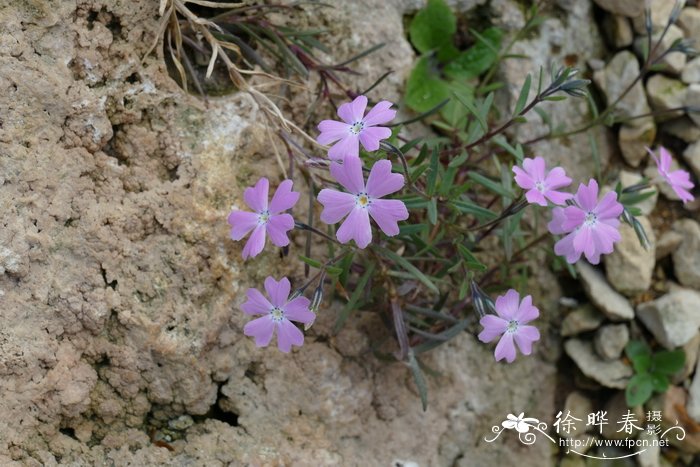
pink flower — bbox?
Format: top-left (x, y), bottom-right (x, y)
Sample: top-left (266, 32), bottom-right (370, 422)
top-left (242, 276), bottom-right (315, 352)
top-left (317, 95), bottom-right (396, 160)
top-left (512, 156), bottom-right (573, 206)
top-left (647, 146), bottom-right (695, 203)
top-left (478, 289), bottom-right (540, 363)
top-left (318, 156), bottom-right (408, 249)
top-left (228, 178), bottom-right (299, 260)
top-left (547, 179), bottom-right (623, 265)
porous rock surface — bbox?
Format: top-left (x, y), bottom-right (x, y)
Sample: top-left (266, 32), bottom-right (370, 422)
top-left (0, 0), bottom-right (558, 465)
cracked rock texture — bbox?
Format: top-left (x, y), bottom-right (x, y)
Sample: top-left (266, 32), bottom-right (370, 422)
top-left (0, 0), bottom-right (564, 465)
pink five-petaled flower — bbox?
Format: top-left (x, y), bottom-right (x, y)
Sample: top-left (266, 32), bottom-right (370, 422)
top-left (478, 289), bottom-right (540, 363)
top-left (317, 95), bottom-right (396, 160)
top-left (647, 146), bottom-right (695, 204)
top-left (512, 156), bottom-right (573, 207)
top-left (242, 276), bottom-right (315, 353)
top-left (318, 156), bottom-right (408, 249)
top-left (228, 178), bottom-right (299, 260)
top-left (547, 179), bottom-right (623, 265)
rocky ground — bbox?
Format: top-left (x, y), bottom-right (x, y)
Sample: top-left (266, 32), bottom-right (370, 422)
top-left (0, 0), bottom-right (699, 466)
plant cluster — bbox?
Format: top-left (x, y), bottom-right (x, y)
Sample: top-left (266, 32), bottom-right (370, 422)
top-left (207, 0), bottom-right (698, 409)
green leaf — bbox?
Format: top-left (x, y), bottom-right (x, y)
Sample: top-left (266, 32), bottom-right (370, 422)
top-left (626, 373), bottom-right (654, 407)
top-left (443, 27), bottom-right (503, 81)
top-left (375, 246), bottom-right (440, 294)
top-left (467, 172), bottom-right (513, 198)
top-left (441, 81), bottom-right (475, 127)
top-left (427, 198), bottom-right (438, 225)
top-left (409, 0), bottom-right (456, 54)
top-left (514, 74), bottom-right (532, 116)
top-left (426, 147), bottom-right (440, 196)
top-left (450, 198), bottom-right (498, 220)
top-left (650, 373), bottom-right (669, 393)
top-left (625, 340), bottom-right (652, 360)
top-left (456, 244), bottom-right (487, 271)
top-left (448, 151), bottom-right (470, 168)
top-left (408, 350), bottom-right (429, 411)
top-left (298, 255), bottom-right (322, 269)
top-left (651, 349), bottom-right (685, 375)
top-left (452, 90), bottom-right (486, 131)
top-left (620, 190), bottom-right (657, 206)
top-left (633, 354), bottom-right (652, 374)
top-left (405, 56), bottom-right (452, 113)
top-left (335, 263), bottom-right (375, 332)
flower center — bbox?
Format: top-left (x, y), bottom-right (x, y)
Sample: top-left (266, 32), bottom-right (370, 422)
top-left (355, 192), bottom-right (371, 208)
top-left (584, 211), bottom-right (597, 227)
top-left (270, 306), bottom-right (284, 322)
top-left (535, 181), bottom-right (546, 192)
top-left (349, 121), bottom-right (365, 135)
top-left (258, 210), bottom-right (270, 224)
top-left (506, 319), bottom-right (519, 333)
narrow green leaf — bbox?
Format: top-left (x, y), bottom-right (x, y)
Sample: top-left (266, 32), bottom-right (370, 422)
top-left (626, 373), bottom-right (654, 407)
top-left (298, 255), bottom-right (322, 269)
top-left (514, 74), bottom-right (532, 116)
top-left (335, 263), bottom-right (375, 332)
top-left (467, 172), bottom-right (513, 198)
top-left (375, 246), bottom-right (439, 294)
top-left (427, 198), bottom-right (438, 225)
top-left (408, 350), bottom-right (428, 411)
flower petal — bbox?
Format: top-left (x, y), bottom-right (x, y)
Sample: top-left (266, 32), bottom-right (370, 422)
top-left (318, 189), bottom-right (355, 224)
top-left (368, 199), bottom-right (408, 237)
top-left (284, 296), bottom-right (315, 323)
top-left (338, 95), bottom-right (368, 123)
top-left (265, 276), bottom-right (290, 308)
top-left (359, 126), bottom-right (392, 152)
top-left (595, 191), bottom-right (622, 219)
top-left (228, 210), bottom-right (259, 241)
top-left (514, 325), bottom-right (540, 356)
top-left (317, 120), bottom-right (350, 145)
top-left (478, 314), bottom-right (508, 343)
top-left (495, 289), bottom-right (520, 319)
top-left (336, 207), bottom-right (372, 248)
top-left (575, 179), bottom-right (599, 212)
top-left (266, 213), bottom-right (294, 247)
top-left (363, 100), bottom-right (396, 126)
top-left (554, 231), bottom-right (581, 264)
top-left (269, 180), bottom-right (299, 213)
top-left (514, 295), bottom-right (539, 323)
top-left (544, 167), bottom-right (572, 190)
top-left (544, 190), bottom-right (573, 206)
top-left (513, 166), bottom-right (535, 190)
top-left (243, 177), bottom-right (269, 212)
top-left (276, 319), bottom-right (304, 353)
top-left (243, 316), bottom-right (275, 348)
top-left (330, 156), bottom-right (365, 194)
top-left (365, 159), bottom-right (405, 198)
top-left (525, 189), bottom-right (548, 207)
top-left (242, 225), bottom-right (266, 259)
top-left (241, 287), bottom-right (272, 315)
top-left (659, 147), bottom-right (672, 172)
top-left (328, 134), bottom-right (360, 160)
top-left (494, 332), bottom-right (517, 363)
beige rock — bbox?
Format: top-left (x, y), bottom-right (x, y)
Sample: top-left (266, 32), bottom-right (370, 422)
top-left (656, 230), bottom-right (683, 259)
top-left (593, 0), bottom-right (644, 18)
top-left (673, 332), bottom-right (700, 384)
top-left (686, 84), bottom-right (700, 127)
top-left (631, 0), bottom-right (676, 33)
top-left (604, 216), bottom-right (656, 296)
top-left (577, 262), bottom-right (635, 321)
top-left (637, 288), bottom-right (700, 349)
top-left (648, 386), bottom-right (700, 453)
top-left (564, 339), bottom-right (633, 389)
top-left (593, 324), bottom-right (629, 360)
top-left (683, 140), bottom-right (700, 180)
top-left (634, 25), bottom-right (687, 75)
top-left (618, 120), bottom-right (656, 167)
top-left (561, 304), bottom-right (605, 337)
top-left (645, 74), bottom-right (688, 120)
top-left (660, 117), bottom-right (700, 143)
top-left (672, 219), bottom-right (700, 289)
top-left (559, 391), bottom-right (594, 439)
top-left (600, 392), bottom-right (643, 440)
top-left (593, 51), bottom-right (651, 123)
top-left (603, 14), bottom-right (634, 48)
top-left (678, 7), bottom-right (700, 47)
top-left (682, 56), bottom-right (700, 84)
